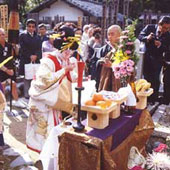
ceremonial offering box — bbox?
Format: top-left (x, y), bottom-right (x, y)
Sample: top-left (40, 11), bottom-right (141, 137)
top-left (136, 88), bottom-right (153, 109)
top-left (81, 102), bottom-right (117, 129)
top-left (100, 90), bottom-right (127, 119)
top-left (109, 96), bottom-right (127, 119)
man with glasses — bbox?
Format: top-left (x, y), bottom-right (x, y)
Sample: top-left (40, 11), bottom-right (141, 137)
top-left (138, 16), bottom-right (170, 105)
top-left (19, 19), bottom-right (41, 99)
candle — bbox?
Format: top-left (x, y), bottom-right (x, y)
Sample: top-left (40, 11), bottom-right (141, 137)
top-left (77, 61), bottom-right (85, 88)
top-left (77, 52), bottom-right (80, 61)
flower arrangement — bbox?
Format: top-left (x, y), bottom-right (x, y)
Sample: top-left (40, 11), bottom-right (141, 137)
top-left (130, 143), bottom-right (170, 170)
top-left (61, 35), bottom-right (81, 51)
top-left (112, 20), bottom-right (139, 82)
top-left (112, 59), bottom-right (135, 79)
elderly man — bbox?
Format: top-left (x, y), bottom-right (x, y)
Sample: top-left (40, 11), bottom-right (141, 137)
top-left (90, 25), bottom-right (121, 91)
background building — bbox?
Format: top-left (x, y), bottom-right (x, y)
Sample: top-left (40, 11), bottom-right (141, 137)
top-left (27, 0), bottom-right (124, 28)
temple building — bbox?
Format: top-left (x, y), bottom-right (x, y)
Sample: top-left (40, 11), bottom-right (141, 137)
top-left (27, 0), bottom-right (125, 28)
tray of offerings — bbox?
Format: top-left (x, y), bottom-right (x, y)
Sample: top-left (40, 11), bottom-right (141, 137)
top-left (81, 102), bottom-right (117, 114)
top-left (81, 93), bottom-right (117, 129)
top-left (99, 90), bottom-right (127, 118)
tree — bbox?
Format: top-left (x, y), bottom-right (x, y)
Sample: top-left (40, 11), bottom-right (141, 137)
top-left (4, 0), bottom-right (44, 24)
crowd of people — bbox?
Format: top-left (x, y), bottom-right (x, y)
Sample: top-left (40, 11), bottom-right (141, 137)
top-left (0, 16), bottom-right (170, 153)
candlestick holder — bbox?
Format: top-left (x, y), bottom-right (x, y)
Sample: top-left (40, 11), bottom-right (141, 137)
top-left (73, 86), bottom-right (85, 132)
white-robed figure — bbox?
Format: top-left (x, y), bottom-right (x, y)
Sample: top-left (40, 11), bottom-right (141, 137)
top-left (26, 26), bottom-right (79, 152)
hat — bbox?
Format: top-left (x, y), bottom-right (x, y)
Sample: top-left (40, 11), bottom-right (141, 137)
top-left (53, 35), bottom-right (80, 51)
top-left (59, 25), bottom-right (75, 38)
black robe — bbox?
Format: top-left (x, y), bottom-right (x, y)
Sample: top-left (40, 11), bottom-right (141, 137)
top-left (90, 43), bottom-right (118, 91)
top-left (138, 24), bottom-right (169, 102)
top-left (19, 31), bottom-right (41, 75)
top-left (0, 42), bottom-right (15, 82)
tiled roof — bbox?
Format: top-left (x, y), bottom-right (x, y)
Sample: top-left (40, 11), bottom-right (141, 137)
top-left (29, 0), bottom-right (124, 21)
top-left (66, 0), bottom-right (102, 17)
top-left (29, 0), bottom-right (102, 17)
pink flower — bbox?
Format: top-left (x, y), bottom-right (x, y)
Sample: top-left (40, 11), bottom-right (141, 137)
top-left (121, 60), bottom-right (128, 67)
top-left (114, 72), bottom-right (120, 79)
top-left (125, 50), bottom-right (132, 55)
top-left (120, 67), bottom-right (127, 76)
top-left (127, 66), bottom-right (134, 72)
top-left (127, 59), bottom-right (135, 66)
top-left (112, 65), bottom-right (120, 72)
top-left (126, 42), bottom-right (134, 46)
top-left (154, 143), bottom-right (168, 152)
top-left (131, 166), bottom-right (145, 170)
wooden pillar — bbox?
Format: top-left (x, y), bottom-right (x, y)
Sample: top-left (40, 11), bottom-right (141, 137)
top-left (108, 1), bottom-right (114, 26)
top-left (143, 9), bottom-right (148, 27)
top-left (54, 15), bottom-right (59, 25)
top-left (148, 9), bottom-right (152, 24)
top-left (123, 0), bottom-right (130, 17)
top-left (101, 0), bottom-right (107, 45)
top-left (0, 5), bottom-right (8, 36)
top-left (59, 16), bottom-right (65, 22)
top-left (157, 11), bottom-right (161, 23)
top-left (77, 16), bottom-right (83, 29)
top-left (113, 0), bottom-right (120, 24)
top-left (83, 16), bottom-right (89, 25)
top-left (123, 0), bottom-right (130, 28)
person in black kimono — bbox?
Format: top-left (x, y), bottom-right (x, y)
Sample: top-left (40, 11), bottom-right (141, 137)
top-left (0, 28), bottom-right (18, 101)
top-left (138, 16), bottom-right (170, 104)
top-left (19, 19), bottom-right (41, 99)
top-left (0, 28), bottom-right (14, 150)
top-left (90, 25), bottom-right (121, 91)
top-left (162, 31), bottom-right (170, 105)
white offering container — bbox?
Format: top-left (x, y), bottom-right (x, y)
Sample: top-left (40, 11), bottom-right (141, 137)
top-left (136, 88), bottom-right (153, 109)
top-left (81, 102), bottom-right (117, 129)
top-left (109, 96), bottom-right (127, 119)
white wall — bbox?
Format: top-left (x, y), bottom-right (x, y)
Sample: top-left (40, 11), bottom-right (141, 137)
top-left (38, 0), bottom-right (84, 21)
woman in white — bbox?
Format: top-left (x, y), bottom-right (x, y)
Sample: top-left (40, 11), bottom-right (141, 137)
top-left (26, 26), bottom-right (79, 152)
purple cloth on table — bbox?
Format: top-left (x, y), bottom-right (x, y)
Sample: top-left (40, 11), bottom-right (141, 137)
top-left (85, 109), bottom-right (142, 151)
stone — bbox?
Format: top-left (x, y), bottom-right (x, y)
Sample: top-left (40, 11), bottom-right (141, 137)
top-left (19, 165), bottom-right (38, 170)
top-left (12, 100), bottom-right (27, 109)
top-left (158, 105), bottom-right (166, 111)
top-left (152, 111), bottom-right (162, 123)
top-left (10, 154), bottom-right (33, 168)
top-left (3, 148), bottom-right (21, 156)
top-left (166, 106), bottom-right (170, 114)
top-left (152, 104), bottom-right (170, 139)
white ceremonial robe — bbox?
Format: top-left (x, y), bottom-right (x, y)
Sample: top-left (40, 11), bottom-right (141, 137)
top-left (26, 51), bottom-right (77, 152)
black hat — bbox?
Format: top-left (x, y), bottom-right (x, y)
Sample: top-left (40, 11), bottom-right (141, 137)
top-left (59, 25), bottom-right (75, 38)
